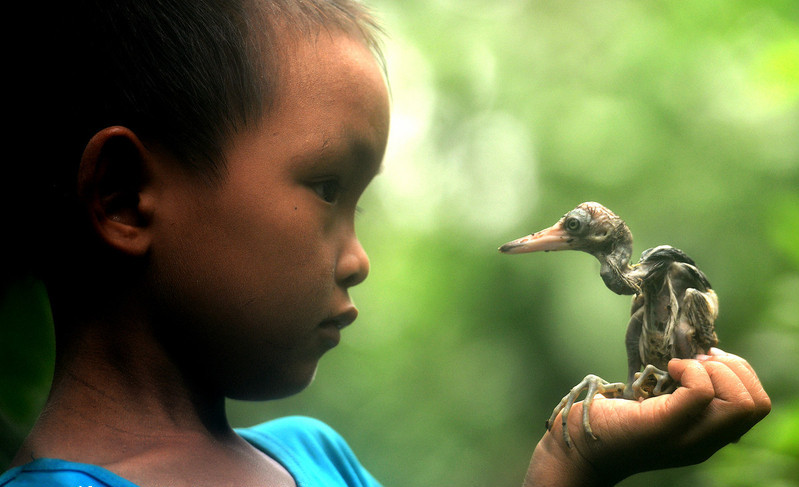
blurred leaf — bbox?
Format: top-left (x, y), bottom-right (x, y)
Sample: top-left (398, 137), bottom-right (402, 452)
top-left (0, 277), bottom-right (54, 468)
top-left (699, 400), bottom-right (799, 487)
top-left (767, 193), bottom-right (799, 269)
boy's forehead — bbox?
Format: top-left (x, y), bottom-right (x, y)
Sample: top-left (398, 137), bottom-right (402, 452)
top-left (273, 30), bottom-right (388, 126)
top-left (277, 29), bottom-right (386, 101)
top-left (226, 29), bottom-right (389, 174)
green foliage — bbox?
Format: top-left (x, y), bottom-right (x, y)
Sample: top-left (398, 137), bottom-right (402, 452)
top-left (0, 279), bottom-right (54, 467)
top-left (2, 0), bottom-right (798, 485)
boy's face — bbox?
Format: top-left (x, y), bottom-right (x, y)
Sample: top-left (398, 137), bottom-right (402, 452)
top-left (144, 31), bottom-right (390, 400)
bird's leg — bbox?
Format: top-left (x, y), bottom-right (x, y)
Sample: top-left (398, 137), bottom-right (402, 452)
top-left (546, 374), bottom-right (626, 448)
top-left (624, 302), bottom-right (645, 384)
top-left (630, 364), bottom-right (676, 399)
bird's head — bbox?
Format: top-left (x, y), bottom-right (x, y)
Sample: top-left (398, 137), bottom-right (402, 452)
top-left (499, 202), bottom-right (633, 262)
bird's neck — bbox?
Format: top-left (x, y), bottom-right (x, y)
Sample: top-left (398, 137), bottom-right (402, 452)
top-left (596, 229), bottom-right (638, 295)
top-left (599, 259), bottom-right (636, 295)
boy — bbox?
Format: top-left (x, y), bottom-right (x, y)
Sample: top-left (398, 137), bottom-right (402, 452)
top-left (1, 1), bottom-right (770, 486)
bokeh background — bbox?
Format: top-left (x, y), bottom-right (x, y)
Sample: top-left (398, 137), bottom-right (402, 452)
top-left (2, 0), bottom-right (798, 485)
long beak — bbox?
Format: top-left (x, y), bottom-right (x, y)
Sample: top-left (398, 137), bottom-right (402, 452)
top-left (498, 222), bottom-right (571, 254)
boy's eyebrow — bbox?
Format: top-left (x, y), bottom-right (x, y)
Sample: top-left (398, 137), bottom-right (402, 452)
top-left (316, 131), bottom-right (386, 176)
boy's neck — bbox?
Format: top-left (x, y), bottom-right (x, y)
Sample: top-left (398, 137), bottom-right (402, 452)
top-left (11, 290), bottom-right (239, 459)
top-left (11, 310), bottom-right (296, 487)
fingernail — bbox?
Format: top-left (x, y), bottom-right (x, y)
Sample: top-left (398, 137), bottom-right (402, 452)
top-left (709, 347), bottom-right (726, 356)
top-left (695, 354), bottom-right (711, 361)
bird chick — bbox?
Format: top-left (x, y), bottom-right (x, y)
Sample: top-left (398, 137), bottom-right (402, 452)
top-left (500, 202), bottom-right (719, 447)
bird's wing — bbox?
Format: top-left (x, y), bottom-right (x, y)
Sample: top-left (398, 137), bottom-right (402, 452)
top-left (637, 246), bottom-right (716, 365)
top-left (673, 288), bottom-right (719, 357)
top-left (662, 260), bottom-right (719, 358)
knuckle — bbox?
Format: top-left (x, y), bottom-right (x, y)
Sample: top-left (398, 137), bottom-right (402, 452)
top-left (754, 393), bottom-right (772, 419)
top-left (737, 395), bottom-right (757, 413)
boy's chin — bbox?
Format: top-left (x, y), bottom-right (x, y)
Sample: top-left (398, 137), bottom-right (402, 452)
top-left (223, 363), bottom-right (319, 401)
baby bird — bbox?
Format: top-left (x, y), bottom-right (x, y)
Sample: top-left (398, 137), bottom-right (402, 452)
top-left (499, 202), bottom-right (718, 447)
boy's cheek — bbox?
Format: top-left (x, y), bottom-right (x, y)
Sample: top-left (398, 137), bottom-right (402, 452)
top-left (147, 241), bottom-right (331, 331)
top-left (144, 270), bottom-right (330, 400)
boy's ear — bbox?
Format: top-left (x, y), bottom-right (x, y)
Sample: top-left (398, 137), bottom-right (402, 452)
top-left (78, 126), bottom-right (154, 256)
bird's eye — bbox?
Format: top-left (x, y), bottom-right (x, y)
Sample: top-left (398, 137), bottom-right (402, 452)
top-left (312, 179), bottom-right (343, 204)
top-left (565, 217), bottom-right (581, 232)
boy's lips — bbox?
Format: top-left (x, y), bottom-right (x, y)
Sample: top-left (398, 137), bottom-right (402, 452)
top-left (318, 307), bottom-right (357, 349)
top-left (320, 307), bottom-right (358, 330)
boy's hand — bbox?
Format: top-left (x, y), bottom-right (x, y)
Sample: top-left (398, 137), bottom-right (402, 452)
top-left (524, 348), bottom-right (771, 487)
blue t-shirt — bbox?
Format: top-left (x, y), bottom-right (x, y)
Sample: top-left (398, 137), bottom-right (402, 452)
top-left (0, 416), bottom-right (381, 487)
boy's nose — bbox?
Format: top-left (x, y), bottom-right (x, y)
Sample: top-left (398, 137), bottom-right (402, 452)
top-left (336, 236), bottom-right (370, 288)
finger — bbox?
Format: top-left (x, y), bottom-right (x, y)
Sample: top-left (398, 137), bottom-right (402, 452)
top-left (701, 360), bottom-right (753, 406)
top-left (699, 349), bottom-right (762, 400)
top-left (700, 350), bottom-right (771, 419)
top-left (707, 347), bottom-right (758, 378)
top-left (665, 359), bottom-right (715, 422)
top-left (708, 347), bottom-right (728, 356)
top-left (682, 360), bottom-right (762, 446)
top-left (707, 353), bottom-right (764, 402)
top-left (668, 359), bottom-right (714, 399)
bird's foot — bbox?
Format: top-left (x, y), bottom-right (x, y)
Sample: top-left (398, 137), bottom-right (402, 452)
top-left (545, 374), bottom-right (626, 448)
top-left (631, 364), bottom-right (676, 399)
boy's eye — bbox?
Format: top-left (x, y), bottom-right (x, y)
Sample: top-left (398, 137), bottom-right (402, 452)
top-left (312, 179), bottom-right (342, 204)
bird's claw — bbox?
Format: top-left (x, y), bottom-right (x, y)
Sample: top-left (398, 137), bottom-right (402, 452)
top-left (546, 374), bottom-right (625, 448)
top-left (545, 366), bottom-right (677, 447)
top-left (631, 364), bottom-right (676, 399)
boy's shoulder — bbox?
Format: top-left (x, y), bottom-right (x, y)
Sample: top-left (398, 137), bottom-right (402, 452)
top-left (237, 416), bottom-right (382, 487)
top-left (238, 415), bottom-right (351, 452)
top-left (0, 417), bottom-right (380, 487)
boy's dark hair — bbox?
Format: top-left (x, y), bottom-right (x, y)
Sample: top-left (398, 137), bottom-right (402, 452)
top-left (4, 0), bottom-right (384, 286)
